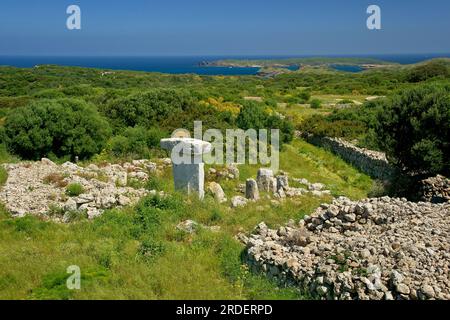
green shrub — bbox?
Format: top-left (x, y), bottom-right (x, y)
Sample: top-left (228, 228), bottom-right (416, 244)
top-left (103, 89), bottom-right (197, 130)
top-left (367, 180), bottom-right (387, 198)
top-left (236, 102), bottom-right (294, 145)
top-left (109, 126), bottom-right (168, 158)
top-left (145, 175), bottom-right (164, 191)
top-left (406, 60), bottom-right (450, 83)
top-left (375, 84), bottom-right (450, 176)
top-left (66, 183), bottom-right (84, 197)
top-left (138, 238), bottom-right (166, 261)
top-left (300, 90), bottom-right (311, 101)
top-left (236, 102), bottom-right (267, 131)
top-left (310, 99), bottom-right (322, 109)
top-left (4, 99), bottom-right (111, 160)
top-left (301, 114), bottom-right (366, 139)
top-left (0, 166), bottom-right (7, 186)
top-left (209, 208), bottom-right (223, 223)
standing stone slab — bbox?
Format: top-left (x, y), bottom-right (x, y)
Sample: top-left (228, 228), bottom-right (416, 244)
top-left (161, 138), bottom-right (211, 199)
top-left (276, 174), bottom-right (289, 191)
top-left (246, 179), bottom-right (260, 201)
top-left (208, 182), bottom-right (227, 203)
top-left (257, 168), bottom-right (274, 192)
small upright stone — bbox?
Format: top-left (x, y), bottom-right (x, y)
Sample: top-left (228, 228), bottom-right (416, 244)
top-left (256, 168), bottom-right (274, 192)
top-left (246, 179), bottom-right (260, 201)
top-left (208, 182), bottom-right (227, 203)
top-left (276, 173), bottom-right (289, 191)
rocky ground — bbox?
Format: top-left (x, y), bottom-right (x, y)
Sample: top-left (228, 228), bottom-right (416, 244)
top-left (420, 175), bottom-right (450, 203)
top-left (242, 196), bottom-right (450, 300)
top-left (0, 158), bottom-right (168, 221)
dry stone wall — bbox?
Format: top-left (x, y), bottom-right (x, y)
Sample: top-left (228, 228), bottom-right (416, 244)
top-left (241, 196), bottom-right (450, 300)
top-left (299, 133), bottom-right (395, 180)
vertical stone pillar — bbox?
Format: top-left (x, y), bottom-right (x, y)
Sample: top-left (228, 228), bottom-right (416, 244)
top-left (160, 138), bottom-right (211, 199)
top-left (257, 168), bottom-right (277, 193)
top-left (246, 179), bottom-right (260, 201)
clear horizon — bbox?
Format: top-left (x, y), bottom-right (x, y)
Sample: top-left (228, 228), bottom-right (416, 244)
top-left (1, 0), bottom-right (449, 56)
top-left (1, 53), bottom-right (450, 58)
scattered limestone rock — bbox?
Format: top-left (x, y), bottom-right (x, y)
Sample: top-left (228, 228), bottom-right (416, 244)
top-left (176, 220), bottom-right (199, 234)
top-left (41, 158), bottom-right (57, 167)
top-left (176, 219), bottom-right (220, 234)
top-left (208, 182), bottom-right (227, 203)
top-left (244, 196), bottom-right (450, 300)
top-left (419, 175), bottom-right (450, 203)
top-left (208, 164), bottom-right (240, 180)
top-left (231, 196), bottom-right (248, 208)
top-left (0, 159), bottom-right (158, 220)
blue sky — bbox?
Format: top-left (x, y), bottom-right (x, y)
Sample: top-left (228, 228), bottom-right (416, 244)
top-left (0, 0), bottom-right (449, 56)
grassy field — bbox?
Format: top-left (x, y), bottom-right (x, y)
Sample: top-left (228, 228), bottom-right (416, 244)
top-left (0, 139), bottom-right (373, 300)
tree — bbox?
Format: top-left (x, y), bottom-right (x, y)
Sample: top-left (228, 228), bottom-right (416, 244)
top-left (4, 99), bottom-right (111, 160)
top-left (375, 84), bottom-right (450, 176)
top-left (103, 89), bottom-right (197, 130)
top-left (236, 102), bottom-right (267, 131)
top-left (236, 102), bottom-right (294, 145)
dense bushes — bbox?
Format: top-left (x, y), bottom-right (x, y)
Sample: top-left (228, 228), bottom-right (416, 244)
top-left (301, 115), bottom-right (367, 140)
top-left (236, 102), bottom-right (294, 144)
top-left (4, 99), bottom-right (111, 160)
top-left (375, 84), bottom-right (450, 176)
top-left (109, 126), bottom-right (168, 158)
top-left (103, 89), bottom-right (197, 130)
top-left (406, 60), bottom-right (450, 83)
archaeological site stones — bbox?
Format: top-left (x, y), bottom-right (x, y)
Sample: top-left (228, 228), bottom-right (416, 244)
top-left (160, 137), bottom-right (212, 199)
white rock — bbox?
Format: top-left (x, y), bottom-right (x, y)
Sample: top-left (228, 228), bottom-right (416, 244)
top-left (208, 182), bottom-right (227, 203)
top-left (231, 196), bottom-right (248, 208)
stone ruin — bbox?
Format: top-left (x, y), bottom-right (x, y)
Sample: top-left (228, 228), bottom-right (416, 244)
top-left (160, 137), bottom-right (211, 199)
top-left (419, 175), bottom-right (450, 203)
top-left (241, 196), bottom-right (450, 300)
top-left (0, 158), bottom-right (167, 221)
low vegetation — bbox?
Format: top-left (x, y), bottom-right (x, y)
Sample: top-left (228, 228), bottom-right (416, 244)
top-left (66, 183), bottom-right (85, 197)
top-left (0, 57), bottom-right (448, 299)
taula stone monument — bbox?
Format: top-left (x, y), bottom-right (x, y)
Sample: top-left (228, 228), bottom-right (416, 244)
top-left (160, 138), bottom-right (212, 199)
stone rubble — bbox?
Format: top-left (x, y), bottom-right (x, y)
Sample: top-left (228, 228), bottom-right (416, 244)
top-left (229, 170), bottom-right (332, 209)
top-left (208, 164), bottom-right (240, 180)
top-left (243, 196), bottom-right (450, 300)
top-left (0, 158), bottom-right (162, 220)
top-left (231, 196), bottom-right (249, 208)
top-left (419, 175), bottom-right (450, 203)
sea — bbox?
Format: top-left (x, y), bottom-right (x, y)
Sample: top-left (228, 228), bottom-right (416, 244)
top-left (0, 54), bottom-right (448, 76)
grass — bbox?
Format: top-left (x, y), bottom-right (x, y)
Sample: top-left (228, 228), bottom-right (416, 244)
top-left (0, 166), bottom-right (7, 186)
top-left (66, 183), bottom-right (84, 197)
top-left (43, 173), bottom-right (68, 188)
top-left (0, 139), bottom-right (372, 300)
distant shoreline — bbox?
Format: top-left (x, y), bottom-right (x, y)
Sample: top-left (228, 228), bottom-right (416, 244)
top-left (0, 54), bottom-right (449, 75)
